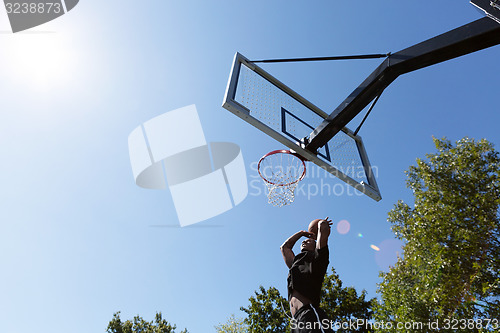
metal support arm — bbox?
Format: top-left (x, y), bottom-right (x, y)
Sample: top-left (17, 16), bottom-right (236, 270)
top-left (306, 17), bottom-right (500, 153)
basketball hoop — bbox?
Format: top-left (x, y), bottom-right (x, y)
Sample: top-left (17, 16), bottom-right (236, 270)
top-left (257, 150), bottom-right (307, 207)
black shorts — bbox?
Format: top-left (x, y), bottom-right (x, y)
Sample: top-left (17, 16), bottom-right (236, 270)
top-left (291, 304), bottom-right (334, 333)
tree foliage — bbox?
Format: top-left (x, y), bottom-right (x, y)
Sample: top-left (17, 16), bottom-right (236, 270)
top-left (214, 314), bottom-right (249, 333)
top-left (106, 312), bottom-right (188, 333)
top-left (321, 267), bottom-right (374, 329)
top-left (374, 137), bottom-right (500, 332)
top-left (239, 269), bottom-right (373, 332)
top-left (240, 286), bottom-right (289, 333)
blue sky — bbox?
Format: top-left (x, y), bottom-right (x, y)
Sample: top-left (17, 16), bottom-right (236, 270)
top-left (0, 1), bottom-right (498, 332)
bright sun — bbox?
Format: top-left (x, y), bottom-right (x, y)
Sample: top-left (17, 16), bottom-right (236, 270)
top-left (4, 32), bottom-right (75, 92)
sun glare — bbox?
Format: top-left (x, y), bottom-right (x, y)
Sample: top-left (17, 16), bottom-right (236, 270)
top-left (4, 32), bottom-right (75, 92)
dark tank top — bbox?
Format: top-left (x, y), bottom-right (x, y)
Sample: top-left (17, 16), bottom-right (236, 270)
top-left (287, 246), bottom-right (329, 306)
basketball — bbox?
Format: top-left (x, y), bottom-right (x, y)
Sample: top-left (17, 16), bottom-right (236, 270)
top-left (308, 219), bottom-right (322, 236)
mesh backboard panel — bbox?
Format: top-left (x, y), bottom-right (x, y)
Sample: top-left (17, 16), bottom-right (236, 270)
top-left (327, 132), bottom-right (368, 184)
top-left (223, 53), bottom-right (380, 201)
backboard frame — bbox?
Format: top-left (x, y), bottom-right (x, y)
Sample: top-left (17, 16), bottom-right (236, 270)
top-left (471, 0), bottom-right (500, 24)
top-left (222, 52), bottom-right (381, 201)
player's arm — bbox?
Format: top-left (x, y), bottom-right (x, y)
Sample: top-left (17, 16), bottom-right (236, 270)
top-left (280, 230), bottom-right (312, 268)
top-left (317, 217), bottom-right (332, 249)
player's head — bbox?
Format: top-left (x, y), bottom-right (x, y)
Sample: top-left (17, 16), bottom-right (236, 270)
top-left (307, 218), bottom-right (322, 238)
top-left (301, 237), bottom-right (316, 252)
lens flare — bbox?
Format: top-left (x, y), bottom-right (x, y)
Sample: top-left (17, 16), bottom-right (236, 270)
top-left (336, 220), bottom-right (350, 235)
top-left (370, 244), bottom-right (380, 251)
top-left (374, 239), bottom-right (404, 271)
top-left (358, 233), bottom-right (363, 238)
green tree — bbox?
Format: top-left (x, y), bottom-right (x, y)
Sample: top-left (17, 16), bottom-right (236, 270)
top-left (240, 286), bottom-right (289, 333)
top-left (214, 314), bottom-right (249, 332)
top-left (374, 137), bottom-right (500, 332)
top-left (106, 312), bottom-right (189, 333)
top-left (240, 269), bottom-right (373, 332)
top-left (321, 267), bottom-right (374, 331)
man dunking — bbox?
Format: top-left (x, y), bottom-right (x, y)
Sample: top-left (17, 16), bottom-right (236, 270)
top-left (280, 218), bottom-right (334, 333)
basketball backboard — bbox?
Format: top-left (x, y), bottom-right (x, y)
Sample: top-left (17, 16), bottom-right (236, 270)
top-left (222, 53), bottom-right (382, 201)
top-left (471, 0), bottom-right (500, 24)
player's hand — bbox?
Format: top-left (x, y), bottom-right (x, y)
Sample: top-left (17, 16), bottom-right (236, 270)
top-left (318, 217), bottom-right (332, 234)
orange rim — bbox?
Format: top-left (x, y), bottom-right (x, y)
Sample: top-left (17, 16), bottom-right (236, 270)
top-left (257, 150), bottom-right (307, 186)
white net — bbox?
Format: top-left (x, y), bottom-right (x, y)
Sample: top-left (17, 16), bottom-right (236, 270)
top-left (265, 182), bottom-right (299, 207)
top-left (258, 151), bottom-right (306, 207)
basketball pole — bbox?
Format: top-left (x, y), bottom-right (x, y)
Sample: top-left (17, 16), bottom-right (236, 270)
top-left (250, 53), bottom-right (390, 63)
top-left (306, 16), bottom-right (500, 153)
